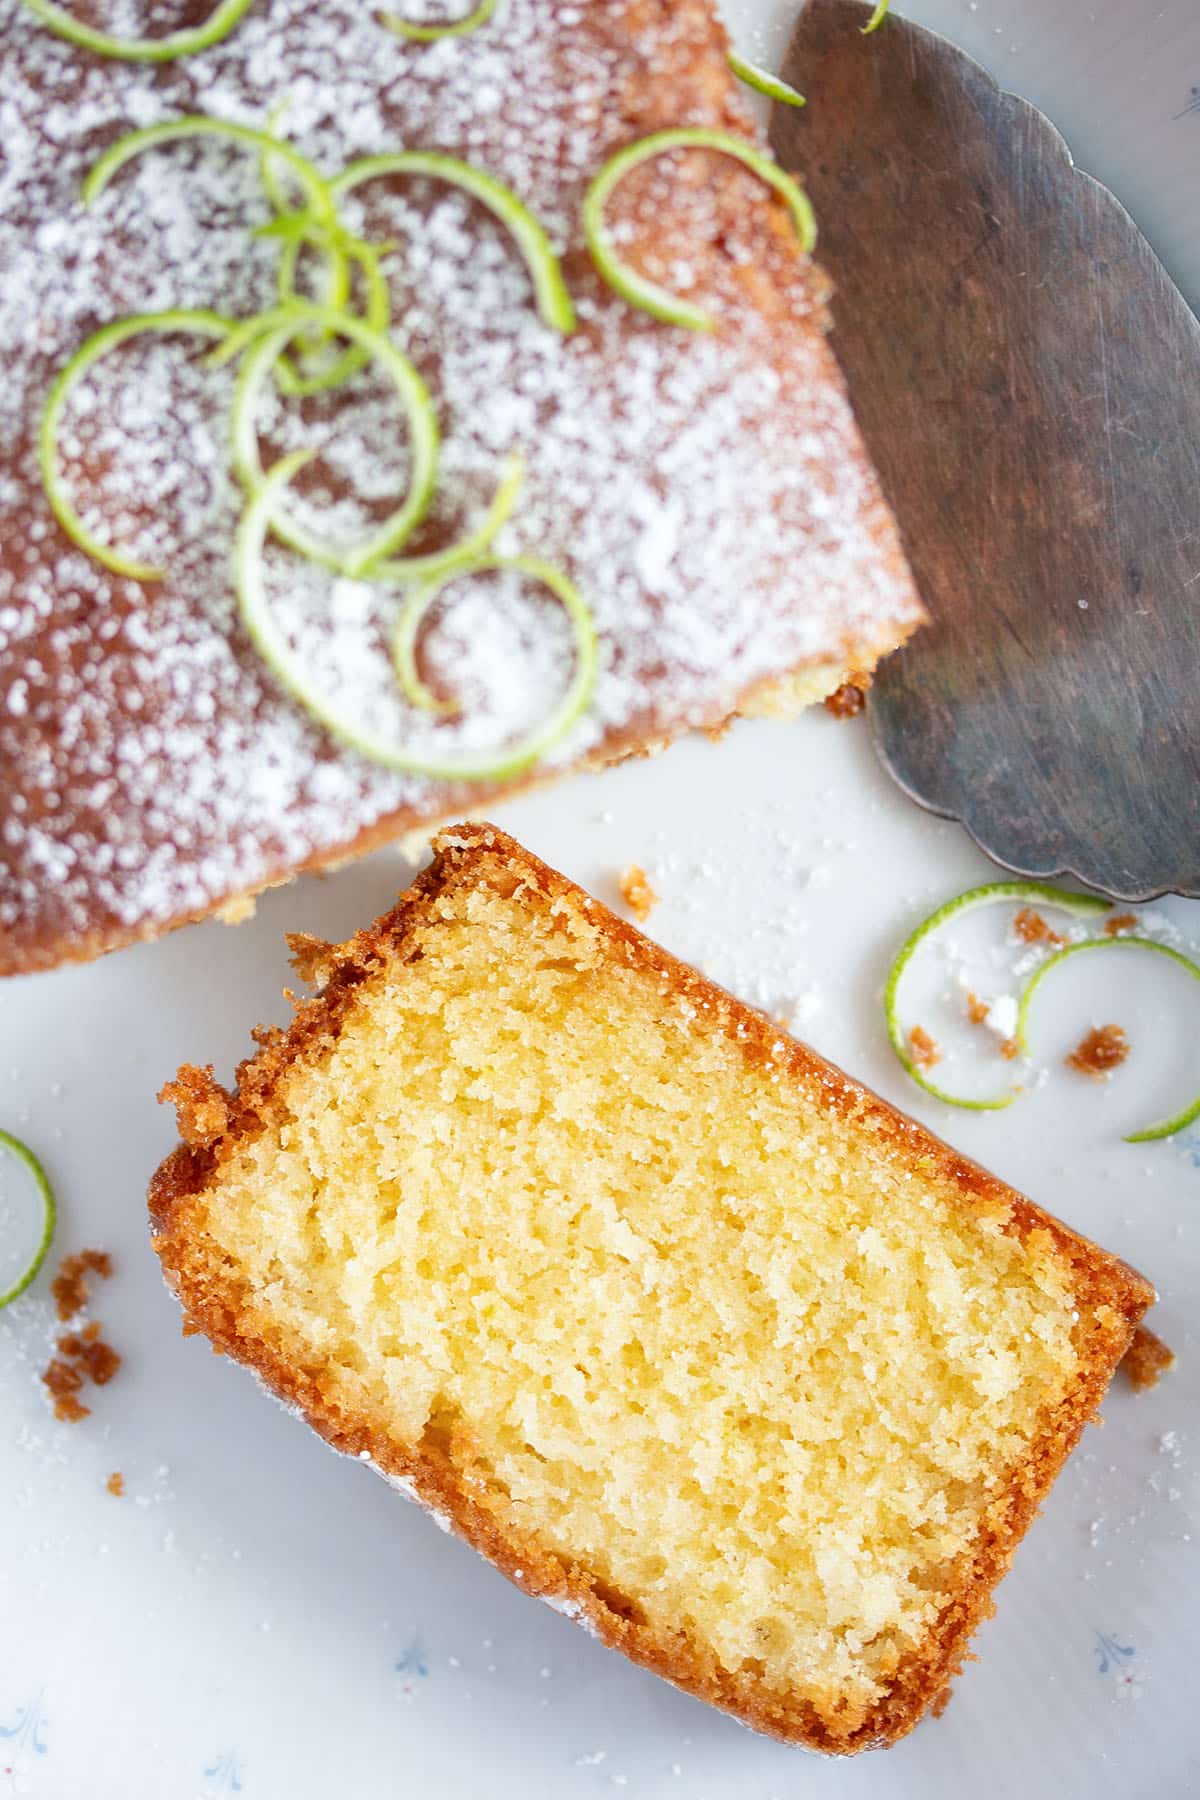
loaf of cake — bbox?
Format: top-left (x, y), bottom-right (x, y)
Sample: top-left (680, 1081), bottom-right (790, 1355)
top-left (0, 0), bottom-right (923, 975)
top-left (150, 823), bottom-right (1152, 1753)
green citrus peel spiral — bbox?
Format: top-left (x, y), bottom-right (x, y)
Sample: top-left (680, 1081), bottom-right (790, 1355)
top-left (727, 52), bottom-right (806, 108)
top-left (583, 129), bottom-right (817, 331)
top-left (0, 1131), bottom-right (56, 1312)
top-left (886, 881), bottom-right (1199, 1139)
top-left (83, 118), bottom-right (336, 225)
top-left (884, 882), bottom-right (1111, 1111)
top-left (18, 0), bottom-right (257, 61)
top-left (1015, 937), bottom-right (1200, 1142)
top-left (40, 309), bottom-right (234, 581)
top-left (369, 451), bottom-right (525, 585)
top-left (20, 0), bottom-right (488, 57)
top-left (44, 115), bottom-right (592, 780)
top-left (862, 0), bottom-right (891, 33)
top-left (236, 457), bottom-right (596, 781)
top-left (330, 153), bottom-right (576, 335)
top-left (379, 0), bottom-right (498, 41)
top-left (222, 304), bottom-right (439, 575)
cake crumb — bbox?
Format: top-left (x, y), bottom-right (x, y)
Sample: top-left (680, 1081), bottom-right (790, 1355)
top-left (1012, 908), bottom-right (1064, 947)
top-left (908, 1025), bottom-right (941, 1068)
top-left (59, 1331), bottom-right (122, 1387)
top-left (964, 990), bottom-right (990, 1025)
top-left (1065, 1024), bottom-right (1129, 1080)
top-left (1120, 1325), bottom-right (1174, 1393)
top-left (42, 1250), bottom-right (121, 1421)
top-left (42, 1357), bottom-right (90, 1423)
top-left (999, 1037), bottom-right (1020, 1062)
top-left (51, 1248), bottom-right (112, 1321)
top-left (823, 679), bottom-right (868, 719)
top-left (107, 1471), bottom-right (125, 1497)
top-left (619, 866), bottom-right (658, 923)
top-left (1104, 913), bottom-right (1138, 937)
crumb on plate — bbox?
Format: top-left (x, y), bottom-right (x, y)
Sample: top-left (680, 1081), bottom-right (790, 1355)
top-left (1065, 1024), bottom-right (1130, 1080)
top-left (1012, 908), bottom-right (1064, 947)
top-left (1104, 913), bottom-right (1139, 937)
top-left (619, 865), bottom-right (658, 923)
top-left (51, 1248), bottom-right (112, 1321)
top-left (1120, 1324), bottom-right (1175, 1393)
top-left (42, 1357), bottom-right (89, 1423)
top-left (908, 1025), bottom-right (941, 1068)
top-left (42, 1250), bottom-right (121, 1422)
top-left (107, 1471), bottom-right (125, 1497)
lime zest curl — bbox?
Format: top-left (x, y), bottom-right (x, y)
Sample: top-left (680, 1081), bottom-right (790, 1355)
top-left (727, 52), bottom-right (806, 108)
top-left (368, 450), bottom-right (525, 584)
top-left (83, 118), bottom-right (335, 226)
top-left (271, 230), bottom-right (395, 397)
top-left (235, 457), bottom-right (597, 782)
top-left (862, 0), bottom-right (891, 33)
top-left (223, 304), bottom-right (439, 576)
top-left (331, 153), bottom-right (576, 335)
top-left (0, 1131), bottom-right (56, 1312)
top-left (583, 129), bottom-right (817, 332)
top-left (18, 0), bottom-right (256, 61)
top-left (1016, 936), bottom-right (1200, 1143)
top-left (40, 309), bottom-right (234, 581)
top-left (379, 0), bottom-right (498, 40)
top-left (46, 110), bottom-right (596, 781)
top-left (884, 881), bottom-right (1111, 1112)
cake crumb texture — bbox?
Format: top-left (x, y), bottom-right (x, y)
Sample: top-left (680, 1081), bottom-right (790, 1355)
top-left (151, 824), bottom-right (1151, 1753)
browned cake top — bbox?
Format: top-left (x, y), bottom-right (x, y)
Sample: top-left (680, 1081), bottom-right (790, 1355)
top-left (0, 0), bottom-right (923, 972)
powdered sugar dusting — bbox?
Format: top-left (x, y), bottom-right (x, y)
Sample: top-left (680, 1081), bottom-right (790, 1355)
top-left (0, 0), bottom-right (922, 966)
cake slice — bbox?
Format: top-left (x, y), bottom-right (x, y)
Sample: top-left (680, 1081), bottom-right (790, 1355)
top-left (150, 824), bottom-right (1152, 1753)
top-left (0, 0), bottom-right (923, 975)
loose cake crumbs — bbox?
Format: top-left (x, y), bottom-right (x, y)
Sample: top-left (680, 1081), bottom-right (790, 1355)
top-left (51, 1249), bottom-right (112, 1321)
top-left (619, 866), bottom-right (658, 923)
top-left (107, 1471), bottom-right (125, 1498)
top-left (1012, 908), bottom-right (1064, 947)
top-left (42, 1357), bottom-right (89, 1424)
top-left (964, 990), bottom-right (990, 1025)
top-left (41, 1249), bottom-right (121, 1421)
top-left (999, 1038), bottom-right (1020, 1062)
top-left (1120, 1325), bottom-right (1174, 1393)
top-left (58, 1330), bottom-right (122, 1388)
top-left (1066, 1024), bottom-right (1130, 1080)
top-left (908, 1025), bottom-right (941, 1068)
top-left (823, 680), bottom-right (867, 719)
top-left (1105, 913), bottom-right (1139, 937)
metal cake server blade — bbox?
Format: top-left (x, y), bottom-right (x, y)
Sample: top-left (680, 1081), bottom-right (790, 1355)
top-left (771, 0), bottom-right (1200, 899)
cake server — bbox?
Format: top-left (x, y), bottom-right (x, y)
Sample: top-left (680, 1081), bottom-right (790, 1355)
top-left (771, 0), bottom-right (1200, 899)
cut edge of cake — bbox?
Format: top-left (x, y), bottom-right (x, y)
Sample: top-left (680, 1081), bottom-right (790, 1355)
top-left (148, 822), bottom-right (1151, 1754)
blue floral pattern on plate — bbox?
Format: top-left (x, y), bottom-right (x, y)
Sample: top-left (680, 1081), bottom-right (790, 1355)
top-left (202, 1749), bottom-right (244, 1794)
top-left (1093, 1632), bottom-right (1143, 1701)
top-left (0, 1694), bottom-right (48, 1795)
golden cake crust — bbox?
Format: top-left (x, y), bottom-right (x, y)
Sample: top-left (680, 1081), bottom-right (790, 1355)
top-left (150, 823), bottom-right (1152, 1754)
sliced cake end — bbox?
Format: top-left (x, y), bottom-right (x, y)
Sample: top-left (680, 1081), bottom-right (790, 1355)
top-left (150, 823), bottom-right (1152, 1753)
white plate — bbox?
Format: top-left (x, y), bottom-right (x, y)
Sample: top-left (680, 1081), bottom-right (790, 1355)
top-left (2, 4), bottom-right (1199, 1797)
